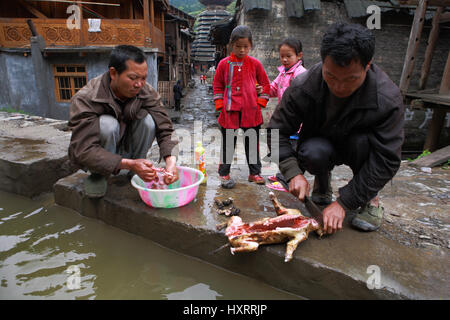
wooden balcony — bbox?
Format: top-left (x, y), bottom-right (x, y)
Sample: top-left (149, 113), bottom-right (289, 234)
top-left (151, 23), bottom-right (165, 53)
top-left (0, 18), bottom-right (164, 53)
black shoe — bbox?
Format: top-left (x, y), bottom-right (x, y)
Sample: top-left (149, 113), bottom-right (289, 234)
top-left (311, 172), bottom-right (332, 205)
top-left (84, 173), bottom-right (107, 198)
top-left (126, 170), bottom-right (135, 181)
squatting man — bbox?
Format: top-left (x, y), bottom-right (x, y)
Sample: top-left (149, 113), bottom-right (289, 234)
top-left (68, 45), bottom-right (179, 198)
top-left (268, 23), bottom-right (405, 234)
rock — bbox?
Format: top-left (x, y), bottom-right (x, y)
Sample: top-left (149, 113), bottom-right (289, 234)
top-left (420, 167), bottom-right (432, 174)
top-left (419, 242), bottom-right (440, 250)
top-left (389, 212), bottom-right (403, 217)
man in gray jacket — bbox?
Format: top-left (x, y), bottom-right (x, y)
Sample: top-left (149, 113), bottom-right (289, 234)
top-left (69, 45), bottom-right (179, 198)
top-left (268, 23), bottom-right (405, 234)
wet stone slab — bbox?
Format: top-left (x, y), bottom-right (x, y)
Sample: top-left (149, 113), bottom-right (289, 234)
top-left (0, 112), bottom-right (75, 197)
top-left (54, 163), bottom-right (450, 300)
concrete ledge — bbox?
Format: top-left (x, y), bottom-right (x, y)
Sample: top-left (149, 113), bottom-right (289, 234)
top-left (54, 172), bottom-right (449, 300)
top-left (0, 113), bottom-right (75, 197)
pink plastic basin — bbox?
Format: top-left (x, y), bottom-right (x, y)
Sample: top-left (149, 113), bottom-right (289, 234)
top-left (131, 166), bottom-right (204, 208)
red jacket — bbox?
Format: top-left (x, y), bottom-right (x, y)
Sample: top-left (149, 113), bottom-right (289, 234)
top-left (213, 53), bottom-right (270, 129)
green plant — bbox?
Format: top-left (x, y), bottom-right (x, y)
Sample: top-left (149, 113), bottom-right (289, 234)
top-left (0, 107), bottom-right (29, 115)
top-left (407, 150), bottom-right (431, 162)
top-left (227, 0), bottom-right (236, 13)
top-left (442, 159), bottom-right (450, 170)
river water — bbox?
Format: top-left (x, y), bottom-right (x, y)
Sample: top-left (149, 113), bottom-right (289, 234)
top-left (0, 191), bottom-right (300, 300)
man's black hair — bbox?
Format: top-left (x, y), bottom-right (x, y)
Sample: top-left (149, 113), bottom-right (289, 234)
top-left (108, 45), bottom-right (146, 75)
top-left (320, 23), bottom-right (375, 68)
top-left (229, 25), bottom-right (253, 46)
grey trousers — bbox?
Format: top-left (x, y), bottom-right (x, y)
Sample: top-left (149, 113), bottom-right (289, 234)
top-left (99, 114), bottom-right (156, 160)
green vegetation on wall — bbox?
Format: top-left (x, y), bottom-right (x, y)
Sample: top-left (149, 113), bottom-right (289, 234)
top-left (170, 0), bottom-right (204, 14)
top-left (0, 107), bottom-right (29, 115)
top-left (170, 0), bottom-right (236, 16)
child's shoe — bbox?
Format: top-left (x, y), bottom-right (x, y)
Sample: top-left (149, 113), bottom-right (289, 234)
top-left (266, 181), bottom-right (288, 192)
top-left (220, 175), bottom-right (236, 189)
top-left (248, 174), bottom-right (265, 185)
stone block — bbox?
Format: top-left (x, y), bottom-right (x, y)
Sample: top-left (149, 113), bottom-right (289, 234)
top-left (0, 113), bottom-right (76, 197)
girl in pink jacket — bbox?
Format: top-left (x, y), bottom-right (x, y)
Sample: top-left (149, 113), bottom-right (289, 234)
top-left (270, 38), bottom-right (307, 104)
top-left (267, 38), bottom-right (307, 191)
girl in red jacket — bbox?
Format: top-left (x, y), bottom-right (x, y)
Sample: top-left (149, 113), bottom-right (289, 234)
top-left (213, 25), bottom-right (271, 188)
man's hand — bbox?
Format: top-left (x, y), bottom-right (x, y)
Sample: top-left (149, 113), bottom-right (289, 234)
top-left (120, 158), bottom-right (156, 182)
top-left (289, 174), bottom-right (310, 202)
top-left (322, 201), bottom-right (346, 234)
top-left (163, 156), bottom-right (179, 185)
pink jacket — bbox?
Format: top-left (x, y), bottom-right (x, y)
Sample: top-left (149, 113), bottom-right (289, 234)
top-left (270, 60), bottom-right (307, 103)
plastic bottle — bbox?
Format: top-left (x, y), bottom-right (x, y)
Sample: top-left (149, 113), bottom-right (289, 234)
top-left (195, 141), bottom-right (207, 184)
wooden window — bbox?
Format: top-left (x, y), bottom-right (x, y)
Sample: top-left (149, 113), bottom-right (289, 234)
top-left (53, 65), bottom-right (88, 102)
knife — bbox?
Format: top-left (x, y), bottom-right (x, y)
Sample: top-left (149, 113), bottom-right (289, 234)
top-left (275, 175), bottom-right (324, 227)
top-left (304, 196), bottom-right (324, 228)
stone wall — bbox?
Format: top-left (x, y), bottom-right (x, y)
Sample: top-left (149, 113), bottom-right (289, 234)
top-left (0, 51), bottom-right (40, 116)
top-left (238, 0), bottom-right (450, 150)
top-left (239, 1), bottom-right (449, 89)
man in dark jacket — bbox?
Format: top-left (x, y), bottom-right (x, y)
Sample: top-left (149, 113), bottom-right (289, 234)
top-left (173, 80), bottom-right (183, 111)
top-left (69, 45), bottom-right (179, 198)
top-left (268, 23), bottom-right (405, 234)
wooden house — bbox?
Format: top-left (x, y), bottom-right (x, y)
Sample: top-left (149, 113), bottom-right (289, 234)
top-left (158, 4), bottom-right (195, 108)
top-left (0, 0), bottom-right (170, 120)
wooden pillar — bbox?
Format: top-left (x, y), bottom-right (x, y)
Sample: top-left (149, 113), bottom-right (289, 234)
top-left (419, 7), bottom-right (443, 90)
top-left (183, 54), bottom-right (187, 86)
top-left (149, 0), bottom-right (155, 47)
top-left (78, 2), bottom-right (85, 46)
top-left (423, 52), bottom-right (450, 151)
top-left (182, 32), bottom-right (187, 85)
top-left (168, 44), bottom-right (172, 82)
top-left (129, 1), bottom-right (134, 19)
top-left (399, 0), bottom-right (428, 94)
top-left (150, 0), bottom-right (155, 26)
top-left (161, 10), bottom-right (165, 52)
top-left (18, 0), bottom-right (48, 18)
top-left (143, 0), bottom-right (151, 46)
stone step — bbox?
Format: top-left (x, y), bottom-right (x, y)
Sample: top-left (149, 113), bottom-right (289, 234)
top-left (53, 169), bottom-right (449, 300)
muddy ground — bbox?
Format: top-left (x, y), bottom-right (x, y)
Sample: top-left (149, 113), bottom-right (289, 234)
top-left (148, 78), bottom-right (449, 254)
